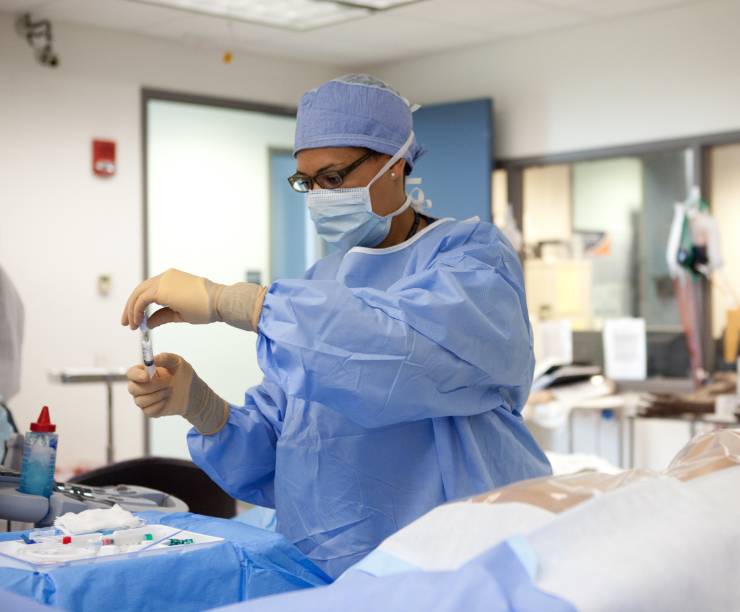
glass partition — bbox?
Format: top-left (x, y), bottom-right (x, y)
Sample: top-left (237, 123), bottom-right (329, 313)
top-left (518, 148), bottom-right (692, 332)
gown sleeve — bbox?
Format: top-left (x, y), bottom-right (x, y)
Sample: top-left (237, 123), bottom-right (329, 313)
top-left (187, 378), bottom-right (286, 507)
top-left (256, 237), bottom-right (534, 428)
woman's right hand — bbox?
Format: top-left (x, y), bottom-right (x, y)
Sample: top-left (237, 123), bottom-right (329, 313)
top-left (121, 268), bottom-right (213, 330)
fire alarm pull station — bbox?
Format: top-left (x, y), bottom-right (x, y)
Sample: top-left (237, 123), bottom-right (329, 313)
top-left (92, 139), bottom-right (116, 177)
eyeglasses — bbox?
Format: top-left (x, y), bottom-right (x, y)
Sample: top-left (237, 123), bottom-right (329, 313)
top-left (287, 152), bottom-right (374, 193)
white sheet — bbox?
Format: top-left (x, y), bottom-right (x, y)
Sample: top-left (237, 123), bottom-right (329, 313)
top-left (365, 501), bottom-right (555, 573)
top-left (530, 467), bottom-right (740, 611)
top-left (346, 465), bottom-right (740, 611)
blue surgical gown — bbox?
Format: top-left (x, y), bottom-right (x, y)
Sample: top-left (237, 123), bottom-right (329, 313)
top-left (189, 218), bottom-right (551, 578)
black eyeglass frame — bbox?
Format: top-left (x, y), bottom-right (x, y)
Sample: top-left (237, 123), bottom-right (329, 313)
top-left (287, 151), bottom-right (375, 193)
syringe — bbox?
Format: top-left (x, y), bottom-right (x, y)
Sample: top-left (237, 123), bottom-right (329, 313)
top-left (140, 313), bottom-right (156, 379)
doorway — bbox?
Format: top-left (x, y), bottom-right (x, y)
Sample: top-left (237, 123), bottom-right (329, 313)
top-left (143, 90), bottom-right (296, 457)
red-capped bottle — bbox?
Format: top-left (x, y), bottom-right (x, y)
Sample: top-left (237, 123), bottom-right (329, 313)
top-left (18, 406), bottom-right (58, 498)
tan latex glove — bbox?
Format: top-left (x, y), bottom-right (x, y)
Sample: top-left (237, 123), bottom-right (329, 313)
top-left (121, 268), bottom-right (267, 332)
top-left (126, 352), bottom-right (229, 435)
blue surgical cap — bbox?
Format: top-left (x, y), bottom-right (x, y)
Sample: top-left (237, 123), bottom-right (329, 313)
top-left (293, 74), bottom-right (424, 172)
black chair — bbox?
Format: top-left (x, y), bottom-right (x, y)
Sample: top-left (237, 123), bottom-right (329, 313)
top-left (69, 457), bottom-right (236, 519)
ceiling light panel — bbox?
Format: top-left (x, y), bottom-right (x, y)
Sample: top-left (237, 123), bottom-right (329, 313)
top-left (333, 0), bottom-right (421, 8)
top-left (130, 0), bottom-right (371, 31)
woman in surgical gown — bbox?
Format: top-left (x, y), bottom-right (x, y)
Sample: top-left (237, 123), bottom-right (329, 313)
top-left (123, 74), bottom-right (551, 579)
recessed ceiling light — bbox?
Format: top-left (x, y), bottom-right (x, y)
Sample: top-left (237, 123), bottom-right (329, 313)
top-left (128, 0), bottom-right (372, 31)
top-left (332, 0), bottom-right (421, 8)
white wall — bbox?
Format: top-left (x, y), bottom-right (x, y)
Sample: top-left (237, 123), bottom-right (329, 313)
top-left (0, 12), bottom-right (336, 474)
top-left (370, 0), bottom-right (740, 159)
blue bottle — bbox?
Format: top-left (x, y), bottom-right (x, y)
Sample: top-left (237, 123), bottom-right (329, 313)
top-left (18, 406), bottom-right (58, 498)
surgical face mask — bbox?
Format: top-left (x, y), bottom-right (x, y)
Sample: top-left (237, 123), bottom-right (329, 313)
top-left (306, 132), bottom-right (415, 251)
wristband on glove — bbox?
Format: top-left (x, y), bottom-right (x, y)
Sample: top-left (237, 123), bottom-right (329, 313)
top-left (184, 373), bottom-right (230, 435)
top-left (205, 280), bottom-right (267, 332)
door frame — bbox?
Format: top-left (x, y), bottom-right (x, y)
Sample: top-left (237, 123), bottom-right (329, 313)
top-left (268, 146), bottom-right (301, 283)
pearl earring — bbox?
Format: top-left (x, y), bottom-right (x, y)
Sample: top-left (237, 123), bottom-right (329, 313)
top-left (391, 172), bottom-right (396, 178)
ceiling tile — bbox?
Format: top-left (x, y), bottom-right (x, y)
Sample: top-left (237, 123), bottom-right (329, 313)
top-left (388, 0), bottom-right (591, 36)
top-left (135, 6), bottom-right (494, 66)
top-left (135, 12), bottom-right (267, 42)
top-left (260, 11), bottom-right (495, 65)
top-left (535, 0), bottom-right (699, 17)
top-left (32, 0), bottom-right (184, 30)
top-left (0, 0), bottom-right (58, 14)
